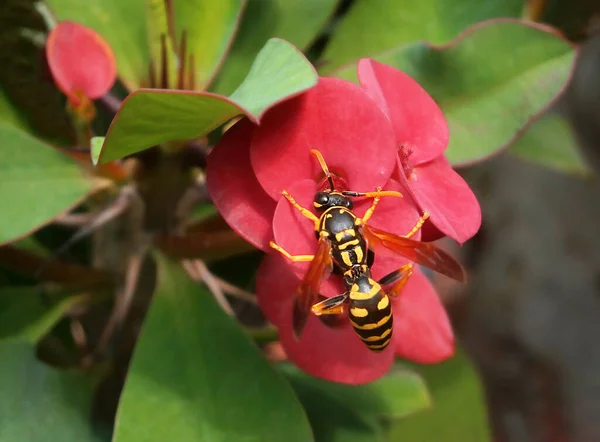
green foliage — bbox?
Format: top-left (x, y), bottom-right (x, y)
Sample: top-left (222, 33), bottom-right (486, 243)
top-left (0, 123), bottom-right (92, 245)
top-left (510, 113), bottom-right (591, 175)
top-left (173, 0), bottom-right (245, 90)
top-left (388, 350), bottom-right (492, 442)
top-left (333, 20), bottom-right (576, 166)
top-left (211, 0), bottom-right (340, 95)
top-left (0, 340), bottom-right (102, 442)
top-left (0, 286), bottom-right (84, 342)
top-left (113, 254), bottom-right (312, 442)
top-left (95, 38), bottom-right (317, 164)
top-left (321, 0), bottom-right (523, 73)
top-left (280, 362), bottom-right (432, 420)
top-left (0, 0), bottom-right (591, 440)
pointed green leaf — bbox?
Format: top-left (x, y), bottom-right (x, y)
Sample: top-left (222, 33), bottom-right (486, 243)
top-left (173, 0), bottom-right (245, 90)
top-left (333, 20), bottom-right (576, 166)
top-left (388, 349), bottom-right (491, 442)
top-left (0, 287), bottom-right (85, 343)
top-left (511, 113), bottom-right (591, 175)
top-left (91, 136), bottom-right (104, 165)
top-left (113, 253), bottom-right (312, 442)
top-left (321, 0), bottom-right (522, 73)
top-left (0, 123), bottom-right (93, 245)
top-left (96, 38), bottom-right (317, 164)
top-left (211, 0), bottom-right (340, 95)
top-left (280, 362), bottom-right (431, 420)
top-left (45, 0), bottom-right (149, 91)
top-left (0, 340), bottom-right (101, 441)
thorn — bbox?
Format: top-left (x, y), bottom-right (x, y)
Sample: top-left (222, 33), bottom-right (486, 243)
top-left (177, 30), bottom-right (187, 90)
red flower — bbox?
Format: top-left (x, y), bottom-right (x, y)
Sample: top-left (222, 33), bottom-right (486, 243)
top-left (207, 62), bottom-right (478, 383)
top-left (358, 59), bottom-right (481, 244)
top-left (46, 21), bottom-right (117, 106)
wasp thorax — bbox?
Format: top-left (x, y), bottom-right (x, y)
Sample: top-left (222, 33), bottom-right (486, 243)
top-left (312, 191), bottom-right (353, 212)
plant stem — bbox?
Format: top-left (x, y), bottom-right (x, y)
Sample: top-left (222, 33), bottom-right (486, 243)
top-left (522, 0), bottom-right (548, 21)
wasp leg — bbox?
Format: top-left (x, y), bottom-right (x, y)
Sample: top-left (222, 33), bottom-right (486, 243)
top-left (281, 189), bottom-right (320, 228)
top-left (312, 293), bottom-right (348, 315)
top-left (360, 187), bottom-right (384, 224)
top-left (378, 263), bottom-right (414, 297)
top-left (270, 241), bottom-right (315, 262)
top-left (404, 211), bottom-right (430, 239)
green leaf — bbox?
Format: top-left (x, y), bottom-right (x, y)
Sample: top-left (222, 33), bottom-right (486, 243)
top-left (45, 0), bottom-right (149, 91)
top-left (285, 373), bottom-right (383, 442)
top-left (96, 38), bottom-right (317, 164)
top-left (321, 0), bottom-right (522, 73)
top-left (333, 20), bottom-right (576, 166)
top-left (388, 349), bottom-right (491, 442)
top-left (0, 87), bottom-right (29, 131)
top-left (90, 136), bottom-right (104, 166)
top-left (173, 0), bottom-right (245, 90)
top-left (0, 287), bottom-right (84, 342)
top-left (280, 362), bottom-right (431, 442)
top-left (211, 0), bottom-right (340, 95)
top-left (280, 362), bottom-right (431, 420)
top-left (0, 123), bottom-right (92, 245)
top-left (510, 113), bottom-right (591, 175)
top-left (0, 340), bottom-right (101, 441)
top-left (113, 253), bottom-right (312, 442)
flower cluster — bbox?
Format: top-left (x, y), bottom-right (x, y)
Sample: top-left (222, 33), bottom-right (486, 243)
top-left (207, 59), bottom-right (481, 384)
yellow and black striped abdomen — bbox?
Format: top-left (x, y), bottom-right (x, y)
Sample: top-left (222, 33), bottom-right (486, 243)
top-left (347, 277), bottom-right (393, 352)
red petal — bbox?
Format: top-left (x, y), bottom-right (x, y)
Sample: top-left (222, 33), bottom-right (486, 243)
top-left (271, 178), bottom-right (423, 277)
top-left (251, 77), bottom-right (397, 199)
top-left (399, 156), bottom-right (481, 245)
top-left (46, 21), bottom-right (116, 102)
top-left (206, 119), bottom-right (276, 252)
top-left (256, 253), bottom-right (394, 384)
top-left (357, 59), bottom-right (448, 165)
top-left (393, 268), bottom-right (455, 363)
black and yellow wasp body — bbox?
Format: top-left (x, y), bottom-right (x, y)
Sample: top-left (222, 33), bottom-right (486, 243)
top-left (270, 149), bottom-right (466, 351)
top-left (313, 192), bottom-right (372, 273)
top-left (345, 265), bottom-right (394, 352)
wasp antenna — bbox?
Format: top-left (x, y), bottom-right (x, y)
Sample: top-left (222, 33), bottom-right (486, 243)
top-left (310, 149), bottom-right (334, 191)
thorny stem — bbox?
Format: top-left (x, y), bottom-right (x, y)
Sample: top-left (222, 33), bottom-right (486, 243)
top-left (522, 0), bottom-right (548, 21)
top-left (36, 186), bottom-right (136, 281)
top-left (89, 244), bottom-right (148, 364)
top-left (182, 259), bottom-right (234, 315)
top-left (243, 325), bottom-right (279, 344)
top-left (211, 275), bottom-right (257, 305)
top-left (53, 212), bottom-right (97, 227)
top-left (97, 92), bottom-right (123, 115)
top-left (182, 259), bottom-right (258, 305)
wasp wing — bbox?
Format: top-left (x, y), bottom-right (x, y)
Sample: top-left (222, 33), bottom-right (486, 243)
top-left (361, 223), bottom-right (465, 282)
top-left (292, 236), bottom-right (333, 338)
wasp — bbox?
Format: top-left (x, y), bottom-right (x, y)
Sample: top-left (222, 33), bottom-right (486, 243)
top-left (270, 150), bottom-right (465, 351)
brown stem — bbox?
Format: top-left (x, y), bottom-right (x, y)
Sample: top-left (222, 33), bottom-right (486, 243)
top-left (183, 259), bottom-right (234, 315)
top-left (156, 228), bottom-right (255, 261)
top-left (211, 275), bottom-right (257, 305)
top-left (97, 92), bottom-right (123, 114)
top-left (522, 0), bottom-right (548, 21)
top-left (0, 245), bottom-right (112, 287)
top-left (91, 246), bottom-right (147, 361)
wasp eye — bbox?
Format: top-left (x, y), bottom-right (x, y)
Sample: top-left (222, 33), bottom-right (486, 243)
top-left (345, 199), bottom-right (353, 209)
top-left (315, 193), bottom-right (329, 205)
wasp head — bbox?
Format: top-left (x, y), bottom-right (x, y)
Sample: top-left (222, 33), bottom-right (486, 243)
top-left (313, 191), bottom-right (353, 212)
